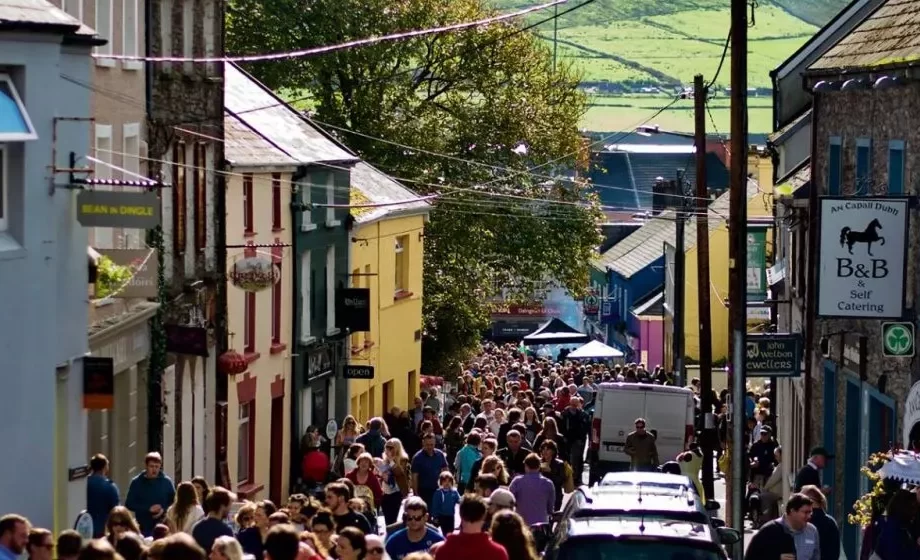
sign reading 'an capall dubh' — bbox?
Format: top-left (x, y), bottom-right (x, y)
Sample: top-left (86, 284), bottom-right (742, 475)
top-left (817, 197), bottom-right (909, 319)
top-left (229, 255), bottom-right (280, 292)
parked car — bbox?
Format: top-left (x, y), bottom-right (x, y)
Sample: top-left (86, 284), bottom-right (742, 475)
top-left (541, 516), bottom-right (730, 560)
top-left (554, 486), bottom-right (739, 547)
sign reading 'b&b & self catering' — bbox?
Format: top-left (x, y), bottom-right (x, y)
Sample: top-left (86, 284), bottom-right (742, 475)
top-left (817, 197), bottom-right (909, 318)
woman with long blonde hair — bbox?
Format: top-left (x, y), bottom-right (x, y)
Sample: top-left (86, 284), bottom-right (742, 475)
top-left (481, 455), bottom-right (509, 486)
top-left (164, 481), bottom-right (204, 534)
top-left (335, 415), bottom-right (362, 473)
top-left (379, 438), bottom-right (410, 525)
top-left (209, 536), bottom-right (244, 560)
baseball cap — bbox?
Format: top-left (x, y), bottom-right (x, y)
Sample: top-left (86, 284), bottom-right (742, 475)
top-left (488, 488), bottom-right (516, 508)
top-left (810, 446), bottom-right (834, 458)
top-left (760, 425), bottom-right (772, 434)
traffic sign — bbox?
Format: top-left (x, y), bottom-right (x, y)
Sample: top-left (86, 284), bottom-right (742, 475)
top-left (882, 322), bottom-right (915, 357)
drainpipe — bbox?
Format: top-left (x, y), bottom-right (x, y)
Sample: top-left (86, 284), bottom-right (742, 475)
top-left (803, 85), bottom-right (819, 453)
top-left (289, 165), bottom-right (308, 488)
top-left (144, 0), bottom-right (153, 117)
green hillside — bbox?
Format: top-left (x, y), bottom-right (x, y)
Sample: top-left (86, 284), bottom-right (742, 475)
top-left (492, 0), bottom-right (850, 131)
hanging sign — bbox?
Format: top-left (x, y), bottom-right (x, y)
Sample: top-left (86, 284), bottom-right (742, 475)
top-left (745, 333), bottom-right (801, 377)
top-left (83, 356), bottom-right (114, 409)
top-left (229, 255), bottom-right (280, 292)
top-left (583, 290), bottom-right (600, 316)
top-left (96, 249), bottom-right (158, 298)
top-left (882, 322), bottom-right (915, 358)
top-left (77, 190), bottom-right (161, 229)
top-left (344, 365), bottom-right (375, 380)
top-left (336, 288), bottom-right (371, 332)
top-left (817, 197), bottom-right (909, 318)
top-left (747, 230), bottom-right (767, 300)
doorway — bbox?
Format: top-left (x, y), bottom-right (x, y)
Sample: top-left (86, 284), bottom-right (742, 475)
top-left (269, 396), bottom-right (284, 505)
top-left (383, 381), bottom-right (393, 415)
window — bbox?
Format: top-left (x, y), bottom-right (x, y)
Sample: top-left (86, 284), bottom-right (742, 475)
top-left (889, 140), bottom-right (905, 195)
top-left (122, 0), bottom-right (140, 64)
top-left (194, 143), bottom-right (207, 252)
top-left (122, 124), bottom-right (141, 248)
top-left (855, 138), bottom-right (872, 196)
top-left (272, 260), bottom-right (282, 345)
top-left (94, 0), bottom-right (114, 63)
top-left (394, 236), bottom-right (409, 296)
top-left (94, 125), bottom-right (114, 249)
top-left (172, 142), bottom-right (187, 256)
top-left (828, 137), bottom-right (842, 195)
top-left (300, 251), bottom-right (311, 339)
top-left (299, 179), bottom-right (313, 231)
top-left (0, 146), bottom-right (6, 232)
top-left (0, 75), bottom-right (36, 141)
top-left (326, 246), bottom-right (336, 332)
top-left (243, 173), bottom-right (253, 234)
top-left (325, 174), bottom-right (337, 225)
top-left (237, 402), bottom-right (253, 483)
top-left (272, 173), bottom-right (282, 230)
top-left (244, 291), bottom-right (256, 354)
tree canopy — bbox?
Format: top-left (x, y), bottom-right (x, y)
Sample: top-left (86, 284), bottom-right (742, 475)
top-left (227, 0), bottom-right (602, 375)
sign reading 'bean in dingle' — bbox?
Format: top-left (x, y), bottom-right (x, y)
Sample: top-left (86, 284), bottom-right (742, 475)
top-left (77, 190), bottom-right (161, 229)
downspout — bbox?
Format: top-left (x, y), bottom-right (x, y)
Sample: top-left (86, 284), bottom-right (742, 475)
top-left (803, 80), bottom-right (819, 453)
top-left (144, 0), bottom-right (153, 116)
top-left (289, 165), bottom-right (308, 487)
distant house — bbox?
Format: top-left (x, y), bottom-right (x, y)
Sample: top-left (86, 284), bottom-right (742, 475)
top-left (590, 144), bottom-right (730, 211)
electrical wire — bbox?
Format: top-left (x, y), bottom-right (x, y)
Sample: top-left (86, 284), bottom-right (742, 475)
top-left (706, 30), bottom-right (731, 89)
top-left (94, 0), bottom-right (568, 63)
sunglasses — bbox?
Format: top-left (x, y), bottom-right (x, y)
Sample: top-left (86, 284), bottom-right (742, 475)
top-left (367, 547), bottom-right (384, 555)
top-left (405, 514), bottom-right (425, 522)
top-left (635, 424), bottom-right (646, 429)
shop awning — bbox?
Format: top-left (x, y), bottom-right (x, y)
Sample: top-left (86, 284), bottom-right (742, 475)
top-left (522, 318), bottom-right (591, 346)
top-left (567, 340), bottom-right (625, 359)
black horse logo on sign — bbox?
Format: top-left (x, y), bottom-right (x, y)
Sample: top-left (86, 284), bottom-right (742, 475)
top-left (840, 218), bottom-right (885, 256)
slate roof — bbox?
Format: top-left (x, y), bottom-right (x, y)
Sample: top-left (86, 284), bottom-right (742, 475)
top-left (775, 158), bottom-right (812, 198)
top-left (224, 63), bottom-right (358, 165)
top-left (590, 149), bottom-right (730, 211)
top-left (810, 0), bottom-right (920, 72)
top-left (0, 0), bottom-right (96, 36)
top-left (224, 112), bottom-right (298, 168)
top-left (349, 162), bottom-right (430, 224)
top-left (768, 109), bottom-right (811, 144)
top-left (593, 180), bottom-right (759, 278)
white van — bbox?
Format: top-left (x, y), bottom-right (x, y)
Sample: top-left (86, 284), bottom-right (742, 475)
top-left (588, 383), bottom-right (696, 484)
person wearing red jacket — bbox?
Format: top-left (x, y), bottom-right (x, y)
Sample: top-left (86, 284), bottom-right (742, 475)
top-left (346, 453), bottom-right (383, 512)
top-left (301, 438), bottom-right (331, 485)
top-left (431, 495), bottom-right (508, 560)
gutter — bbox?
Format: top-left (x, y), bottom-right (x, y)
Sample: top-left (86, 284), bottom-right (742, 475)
top-left (88, 302), bottom-right (160, 346)
top-left (803, 91), bottom-right (820, 453)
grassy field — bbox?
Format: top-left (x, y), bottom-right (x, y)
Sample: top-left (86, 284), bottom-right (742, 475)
top-left (583, 94), bottom-right (774, 133)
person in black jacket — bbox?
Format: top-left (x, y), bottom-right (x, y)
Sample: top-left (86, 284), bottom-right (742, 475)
top-left (794, 447), bottom-right (832, 492)
top-left (744, 494), bottom-right (810, 560)
top-left (800, 485), bottom-right (841, 560)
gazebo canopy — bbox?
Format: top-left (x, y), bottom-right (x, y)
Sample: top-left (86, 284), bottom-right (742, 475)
top-left (567, 339), bottom-right (625, 359)
top-left (522, 318), bottom-right (591, 346)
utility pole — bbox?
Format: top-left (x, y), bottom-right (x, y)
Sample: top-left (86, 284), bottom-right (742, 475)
top-left (694, 74), bottom-right (715, 501)
top-left (673, 176), bottom-right (686, 387)
top-left (552, 4), bottom-right (559, 72)
top-left (728, 0), bottom-right (749, 556)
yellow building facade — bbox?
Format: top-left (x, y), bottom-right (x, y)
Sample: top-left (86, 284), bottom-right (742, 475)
top-left (223, 110), bottom-right (296, 503)
top-left (347, 163), bottom-right (430, 422)
top-left (682, 150), bottom-right (775, 361)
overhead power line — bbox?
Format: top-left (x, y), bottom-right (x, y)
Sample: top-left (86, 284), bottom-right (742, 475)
top-left (94, 0), bottom-right (568, 63)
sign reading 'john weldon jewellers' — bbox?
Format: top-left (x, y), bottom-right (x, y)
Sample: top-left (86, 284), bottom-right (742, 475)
top-left (817, 197), bottom-right (909, 318)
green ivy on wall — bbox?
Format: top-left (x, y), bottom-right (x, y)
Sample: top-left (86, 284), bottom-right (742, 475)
top-left (146, 224), bottom-right (168, 453)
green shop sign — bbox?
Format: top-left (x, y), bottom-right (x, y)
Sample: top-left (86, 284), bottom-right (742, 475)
top-left (747, 230), bottom-right (767, 300)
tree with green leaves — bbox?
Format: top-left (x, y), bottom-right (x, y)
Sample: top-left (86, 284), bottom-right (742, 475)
top-left (227, 0), bottom-right (602, 376)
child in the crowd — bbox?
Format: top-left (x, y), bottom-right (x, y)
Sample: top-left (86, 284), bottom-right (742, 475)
top-left (431, 471), bottom-right (461, 534)
top-left (344, 443), bottom-right (364, 475)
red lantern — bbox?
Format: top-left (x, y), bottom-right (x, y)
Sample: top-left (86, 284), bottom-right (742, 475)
top-left (218, 349), bottom-right (248, 376)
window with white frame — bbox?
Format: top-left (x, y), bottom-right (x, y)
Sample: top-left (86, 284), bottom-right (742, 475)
top-left (300, 251), bottom-right (312, 340)
top-left (0, 75), bottom-right (37, 142)
top-left (94, 0), bottom-right (114, 61)
top-left (299, 179), bottom-right (313, 230)
top-left (122, 0), bottom-right (140, 63)
top-left (394, 236), bottom-right (408, 295)
top-left (326, 246), bottom-right (336, 331)
top-left (0, 146), bottom-right (6, 232)
top-left (325, 174), bottom-right (336, 225)
top-left (94, 125), bottom-right (114, 249)
top-left (237, 402), bottom-right (252, 483)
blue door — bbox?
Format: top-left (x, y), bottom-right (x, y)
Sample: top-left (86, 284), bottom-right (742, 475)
top-left (843, 377), bottom-right (862, 559)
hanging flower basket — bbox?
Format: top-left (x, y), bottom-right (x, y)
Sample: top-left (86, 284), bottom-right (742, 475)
top-left (218, 349), bottom-right (248, 376)
top-left (849, 448), bottom-right (913, 528)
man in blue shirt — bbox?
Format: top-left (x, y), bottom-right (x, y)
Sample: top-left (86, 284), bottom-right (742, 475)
top-left (385, 498), bottom-right (444, 560)
top-left (411, 433), bottom-right (449, 509)
top-left (0, 514), bottom-right (29, 560)
top-left (86, 454), bottom-right (120, 538)
top-left (125, 451), bottom-right (176, 536)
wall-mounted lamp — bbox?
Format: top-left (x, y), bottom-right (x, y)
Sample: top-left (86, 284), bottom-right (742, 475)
top-left (351, 237), bottom-right (370, 247)
top-left (841, 78), bottom-right (870, 91)
top-left (812, 80), bottom-right (840, 93)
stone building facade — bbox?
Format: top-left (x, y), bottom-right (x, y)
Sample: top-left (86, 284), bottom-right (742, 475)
top-left (801, 1), bottom-right (920, 555)
top-left (148, 0), bottom-right (225, 485)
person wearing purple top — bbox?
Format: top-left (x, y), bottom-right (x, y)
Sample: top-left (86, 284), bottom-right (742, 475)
top-left (508, 453), bottom-right (556, 525)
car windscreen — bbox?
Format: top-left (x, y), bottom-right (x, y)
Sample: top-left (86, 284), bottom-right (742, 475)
top-left (572, 508), bottom-right (709, 524)
top-left (557, 536), bottom-right (724, 560)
